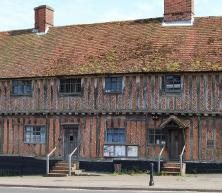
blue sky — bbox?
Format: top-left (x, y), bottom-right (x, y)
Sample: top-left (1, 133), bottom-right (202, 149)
top-left (0, 0), bottom-right (221, 31)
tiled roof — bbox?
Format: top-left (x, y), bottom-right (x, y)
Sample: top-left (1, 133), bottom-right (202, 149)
top-left (0, 17), bottom-right (221, 79)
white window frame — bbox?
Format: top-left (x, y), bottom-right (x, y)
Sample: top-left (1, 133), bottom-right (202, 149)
top-left (24, 125), bottom-right (46, 144)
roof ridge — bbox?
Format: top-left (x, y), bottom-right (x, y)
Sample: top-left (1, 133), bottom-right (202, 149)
top-left (0, 16), bottom-right (221, 34)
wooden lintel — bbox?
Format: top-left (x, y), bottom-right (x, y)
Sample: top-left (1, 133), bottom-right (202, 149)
top-left (0, 111), bottom-right (221, 117)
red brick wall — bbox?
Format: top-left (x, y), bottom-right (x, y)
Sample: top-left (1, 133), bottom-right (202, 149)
top-left (35, 5), bottom-right (54, 32)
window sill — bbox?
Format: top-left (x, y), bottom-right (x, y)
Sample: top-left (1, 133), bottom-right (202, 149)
top-left (59, 93), bottom-right (82, 97)
top-left (104, 143), bottom-right (126, 145)
top-left (11, 94), bottom-right (33, 97)
top-left (147, 144), bottom-right (165, 146)
top-left (104, 91), bottom-right (123, 95)
top-left (161, 91), bottom-right (182, 96)
top-left (24, 142), bottom-right (45, 144)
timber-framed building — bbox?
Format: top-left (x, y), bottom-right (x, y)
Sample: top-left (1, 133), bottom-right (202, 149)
top-left (0, 0), bottom-right (221, 174)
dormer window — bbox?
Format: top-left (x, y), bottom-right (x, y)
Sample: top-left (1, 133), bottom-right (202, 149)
top-left (59, 78), bottom-right (82, 95)
top-left (12, 80), bottom-right (32, 96)
top-left (162, 75), bottom-right (182, 93)
top-left (105, 76), bottom-right (123, 93)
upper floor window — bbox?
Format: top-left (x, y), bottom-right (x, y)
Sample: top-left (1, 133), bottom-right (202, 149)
top-left (59, 78), bottom-right (81, 95)
top-left (105, 128), bottom-right (126, 144)
top-left (12, 80), bottom-right (32, 96)
top-left (148, 128), bottom-right (166, 145)
top-left (24, 125), bottom-right (46, 144)
top-left (105, 76), bottom-right (123, 93)
top-left (162, 75), bottom-right (181, 93)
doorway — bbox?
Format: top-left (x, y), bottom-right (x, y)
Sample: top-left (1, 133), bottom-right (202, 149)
top-left (63, 125), bottom-right (79, 160)
top-left (168, 129), bottom-right (183, 160)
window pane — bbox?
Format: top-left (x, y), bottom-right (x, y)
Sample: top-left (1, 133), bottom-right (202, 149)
top-left (148, 128), bottom-right (165, 145)
top-left (24, 125), bottom-right (46, 144)
top-left (164, 75), bottom-right (181, 92)
top-left (60, 78), bottom-right (81, 94)
top-left (106, 128), bottom-right (125, 144)
top-left (105, 77), bottom-right (123, 93)
top-left (12, 80), bottom-right (32, 95)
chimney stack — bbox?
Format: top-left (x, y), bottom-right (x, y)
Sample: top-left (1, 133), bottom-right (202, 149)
top-left (34, 5), bottom-right (54, 33)
top-left (164, 0), bottom-right (194, 25)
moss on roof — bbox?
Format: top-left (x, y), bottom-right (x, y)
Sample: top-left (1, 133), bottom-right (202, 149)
top-left (0, 16), bottom-right (221, 79)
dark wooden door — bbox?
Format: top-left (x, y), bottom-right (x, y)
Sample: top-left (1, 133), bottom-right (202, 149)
top-left (64, 127), bottom-right (79, 160)
top-left (169, 129), bottom-right (183, 160)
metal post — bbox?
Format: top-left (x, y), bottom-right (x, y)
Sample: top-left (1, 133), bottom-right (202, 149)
top-left (158, 155), bottom-right (160, 173)
top-left (149, 163), bottom-right (154, 186)
top-left (46, 154), bottom-right (49, 175)
top-left (46, 147), bottom-right (57, 175)
top-left (180, 154), bottom-right (183, 175)
top-left (68, 154), bottom-right (72, 176)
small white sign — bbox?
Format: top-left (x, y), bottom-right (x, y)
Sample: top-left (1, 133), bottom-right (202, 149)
top-left (127, 146), bottom-right (138, 157)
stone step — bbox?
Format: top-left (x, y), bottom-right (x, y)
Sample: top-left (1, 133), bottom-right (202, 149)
top-left (163, 162), bottom-right (180, 167)
top-left (48, 161), bottom-right (82, 177)
top-left (162, 171), bottom-right (180, 176)
top-left (162, 166), bottom-right (180, 172)
top-left (53, 165), bottom-right (79, 170)
top-left (162, 162), bottom-right (182, 175)
top-left (53, 165), bottom-right (69, 170)
top-left (55, 162), bottom-right (79, 169)
top-left (47, 173), bottom-right (68, 177)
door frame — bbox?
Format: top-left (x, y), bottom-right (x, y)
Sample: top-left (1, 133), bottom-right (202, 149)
top-left (167, 128), bottom-right (184, 161)
top-left (62, 124), bottom-right (80, 160)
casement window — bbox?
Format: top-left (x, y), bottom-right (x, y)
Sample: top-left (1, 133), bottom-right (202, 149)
top-left (105, 77), bottom-right (123, 93)
top-left (207, 140), bottom-right (215, 148)
top-left (24, 125), bottom-right (46, 144)
top-left (105, 128), bottom-right (126, 144)
top-left (162, 75), bottom-right (182, 93)
top-left (59, 78), bottom-right (81, 95)
top-left (148, 128), bottom-right (166, 145)
top-left (12, 80), bottom-right (32, 96)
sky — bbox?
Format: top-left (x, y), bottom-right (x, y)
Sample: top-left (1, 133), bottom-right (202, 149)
top-left (0, 0), bottom-right (221, 31)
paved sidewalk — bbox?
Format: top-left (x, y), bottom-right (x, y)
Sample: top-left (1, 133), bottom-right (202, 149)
top-left (0, 173), bottom-right (221, 192)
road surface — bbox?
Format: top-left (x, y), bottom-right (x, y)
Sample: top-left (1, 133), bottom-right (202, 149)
top-left (0, 187), bottom-right (214, 193)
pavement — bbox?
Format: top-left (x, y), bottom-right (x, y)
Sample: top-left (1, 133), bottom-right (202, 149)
top-left (0, 173), bottom-right (221, 192)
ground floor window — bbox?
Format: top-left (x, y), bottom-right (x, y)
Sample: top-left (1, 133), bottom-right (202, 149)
top-left (207, 139), bottom-right (215, 148)
top-left (24, 125), bottom-right (46, 144)
top-left (148, 128), bottom-right (166, 145)
top-left (105, 128), bottom-right (126, 144)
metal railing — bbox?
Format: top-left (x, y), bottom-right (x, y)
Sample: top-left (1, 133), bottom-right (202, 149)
top-left (158, 145), bottom-right (165, 173)
top-left (180, 144), bottom-right (186, 175)
top-left (68, 144), bottom-right (80, 176)
top-left (46, 147), bottom-right (56, 175)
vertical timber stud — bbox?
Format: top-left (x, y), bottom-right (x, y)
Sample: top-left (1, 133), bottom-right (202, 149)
top-left (0, 117), bottom-right (3, 153)
top-left (198, 116), bottom-right (201, 160)
top-left (96, 115), bottom-right (100, 157)
top-left (46, 115), bottom-right (49, 154)
top-left (89, 116), bottom-right (92, 159)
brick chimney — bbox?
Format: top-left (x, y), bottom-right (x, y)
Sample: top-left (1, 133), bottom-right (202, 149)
top-left (164, 0), bottom-right (194, 24)
top-left (34, 5), bottom-right (54, 33)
